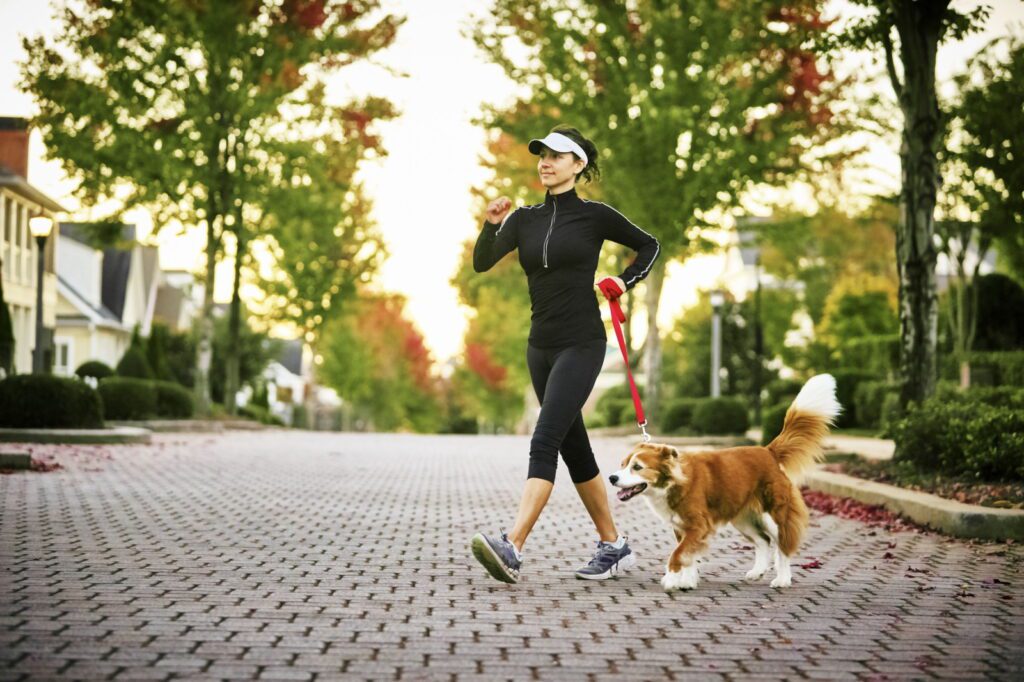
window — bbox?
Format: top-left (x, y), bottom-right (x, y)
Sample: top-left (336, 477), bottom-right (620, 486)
top-left (54, 338), bottom-right (72, 377)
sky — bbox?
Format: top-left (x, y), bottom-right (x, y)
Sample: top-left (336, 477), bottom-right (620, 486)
top-left (1, 0), bottom-right (1022, 364)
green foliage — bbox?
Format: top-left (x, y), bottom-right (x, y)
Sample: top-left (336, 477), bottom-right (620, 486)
top-left (319, 295), bottom-right (442, 433)
top-left (761, 403), bottom-right (790, 446)
top-left (691, 397), bottom-right (750, 436)
top-left (973, 274), bottom-right (1024, 352)
top-left (116, 346), bottom-right (154, 380)
top-left (661, 398), bottom-right (701, 433)
top-left (75, 360), bottom-right (115, 382)
top-left (942, 351), bottom-right (1024, 387)
top-left (152, 381), bottom-right (194, 419)
top-left (661, 292), bottom-right (785, 403)
top-left (892, 396), bottom-right (1024, 482)
top-left (839, 335), bottom-right (900, 378)
top-left (209, 309), bottom-right (280, 405)
top-left (238, 404), bottom-right (285, 427)
top-left (0, 277), bottom-right (12, 376)
top-left (853, 380), bottom-right (899, 430)
top-left (831, 369), bottom-right (881, 428)
top-left (765, 378), bottom-right (803, 408)
top-left (594, 384), bottom-right (644, 428)
top-left (98, 378), bottom-right (157, 421)
top-left (880, 392), bottom-right (904, 436)
top-left (146, 324), bottom-right (177, 382)
top-left (0, 375), bottom-right (103, 429)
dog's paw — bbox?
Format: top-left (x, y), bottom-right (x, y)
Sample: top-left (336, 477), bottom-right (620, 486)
top-left (744, 566), bottom-right (768, 581)
top-left (770, 575), bottom-right (792, 588)
top-left (662, 568), bottom-right (699, 591)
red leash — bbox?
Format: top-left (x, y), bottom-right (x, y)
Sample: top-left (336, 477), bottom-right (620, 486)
top-left (597, 278), bottom-right (651, 443)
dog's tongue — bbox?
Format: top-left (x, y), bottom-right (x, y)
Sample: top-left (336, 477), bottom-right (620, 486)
top-left (617, 486), bottom-right (636, 501)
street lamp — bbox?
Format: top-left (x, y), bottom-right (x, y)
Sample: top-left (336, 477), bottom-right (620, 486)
top-left (29, 214), bottom-right (53, 374)
top-left (710, 289), bottom-right (725, 398)
top-left (738, 229), bottom-right (764, 424)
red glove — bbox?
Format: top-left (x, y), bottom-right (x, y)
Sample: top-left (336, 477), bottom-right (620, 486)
top-left (597, 276), bottom-right (625, 301)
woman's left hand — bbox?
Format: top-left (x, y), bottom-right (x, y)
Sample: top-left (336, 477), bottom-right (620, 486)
top-left (596, 275), bottom-right (625, 300)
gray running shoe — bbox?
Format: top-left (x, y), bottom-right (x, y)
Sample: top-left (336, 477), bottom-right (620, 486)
top-left (471, 531), bottom-right (522, 584)
top-left (575, 539), bottom-right (637, 580)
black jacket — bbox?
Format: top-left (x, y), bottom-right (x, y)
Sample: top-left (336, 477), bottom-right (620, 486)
top-left (473, 186), bottom-right (660, 349)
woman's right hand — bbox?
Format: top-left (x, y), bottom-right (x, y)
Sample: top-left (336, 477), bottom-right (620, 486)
top-left (486, 196), bottom-right (513, 225)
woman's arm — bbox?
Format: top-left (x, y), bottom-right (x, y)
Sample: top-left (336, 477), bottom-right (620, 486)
top-left (600, 203), bottom-right (660, 290)
top-left (473, 206), bottom-right (519, 273)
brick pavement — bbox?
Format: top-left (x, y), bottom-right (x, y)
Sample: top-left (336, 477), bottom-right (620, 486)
top-left (1, 432), bottom-right (1022, 681)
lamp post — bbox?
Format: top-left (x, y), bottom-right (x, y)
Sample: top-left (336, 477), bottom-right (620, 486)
top-left (738, 229), bottom-right (763, 424)
top-left (29, 214), bottom-right (53, 374)
top-left (710, 289), bottom-right (725, 398)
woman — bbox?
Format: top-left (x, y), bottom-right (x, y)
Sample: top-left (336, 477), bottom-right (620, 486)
top-left (470, 125), bottom-right (660, 583)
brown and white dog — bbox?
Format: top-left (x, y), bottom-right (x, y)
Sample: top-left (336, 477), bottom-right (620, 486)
top-left (609, 374), bottom-right (841, 591)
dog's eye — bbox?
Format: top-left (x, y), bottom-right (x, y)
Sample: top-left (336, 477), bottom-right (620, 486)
top-left (632, 463), bottom-right (642, 471)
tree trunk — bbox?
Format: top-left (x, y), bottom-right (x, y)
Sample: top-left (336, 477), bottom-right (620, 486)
top-left (891, 1), bottom-right (947, 408)
top-left (642, 260), bottom-right (666, 428)
top-left (194, 209), bottom-right (218, 416)
top-left (224, 224), bottom-right (246, 415)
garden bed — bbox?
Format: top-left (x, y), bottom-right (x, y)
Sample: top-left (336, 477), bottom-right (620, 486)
top-left (822, 457), bottom-right (1024, 510)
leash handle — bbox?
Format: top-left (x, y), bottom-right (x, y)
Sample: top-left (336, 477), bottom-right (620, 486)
top-left (606, 294), bottom-right (649, 441)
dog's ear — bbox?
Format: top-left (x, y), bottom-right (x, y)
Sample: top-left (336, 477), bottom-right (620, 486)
top-left (661, 445), bottom-right (679, 459)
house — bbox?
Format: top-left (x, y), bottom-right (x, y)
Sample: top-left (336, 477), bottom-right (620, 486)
top-left (53, 223), bottom-right (160, 375)
top-left (0, 117), bottom-right (64, 376)
top-left (152, 269), bottom-right (200, 333)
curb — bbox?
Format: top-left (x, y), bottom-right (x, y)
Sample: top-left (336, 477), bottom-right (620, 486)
top-left (0, 427), bottom-right (152, 445)
top-left (805, 469), bottom-right (1024, 542)
top-left (110, 420), bottom-right (225, 433)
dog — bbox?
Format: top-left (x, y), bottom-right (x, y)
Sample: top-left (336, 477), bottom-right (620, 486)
top-left (609, 374), bottom-right (841, 591)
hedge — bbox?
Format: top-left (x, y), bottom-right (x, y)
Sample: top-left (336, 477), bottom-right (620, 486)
top-left (853, 380), bottom-right (899, 430)
top-left (891, 397), bottom-right (1024, 481)
top-left (0, 375), bottom-right (104, 429)
top-left (116, 346), bottom-right (153, 379)
top-left (940, 351), bottom-right (1024, 387)
top-left (98, 377), bottom-right (157, 420)
top-left (760, 402), bottom-right (789, 445)
top-left (661, 398), bottom-right (701, 433)
top-left (839, 334), bottom-right (899, 378)
top-left (765, 378), bottom-right (802, 408)
top-left (691, 397), bottom-right (750, 435)
top-left (153, 381), bottom-right (194, 419)
top-left (75, 360), bottom-right (115, 382)
top-left (831, 369), bottom-right (882, 428)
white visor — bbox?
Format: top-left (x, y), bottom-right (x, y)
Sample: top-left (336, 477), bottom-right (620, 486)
top-left (528, 132), bottom-right (588, 166)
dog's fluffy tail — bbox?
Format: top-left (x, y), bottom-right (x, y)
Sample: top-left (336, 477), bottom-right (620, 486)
top-left (766, 374), bottom-right (842, 483)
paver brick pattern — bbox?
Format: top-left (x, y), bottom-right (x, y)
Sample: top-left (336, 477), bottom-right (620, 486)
top-left (1, 432), bottom-right (1022, 681)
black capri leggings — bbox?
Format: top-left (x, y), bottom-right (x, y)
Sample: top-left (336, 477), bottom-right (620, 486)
top-left (526, 338), bottom-right (606, 483)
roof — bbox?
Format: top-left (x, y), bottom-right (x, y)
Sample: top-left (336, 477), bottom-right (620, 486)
top-left (57, 275), bottom-right (124, 328)
top-left (276, 339), bottom-right (304, 376)
top-left (102, 248), bottom-right (132, 321)
top-left (0, 164), bottom-right (66, 213)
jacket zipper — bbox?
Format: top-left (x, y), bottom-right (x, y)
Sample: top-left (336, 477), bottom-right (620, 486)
top-left (543, 194), bottom-right (557, 268)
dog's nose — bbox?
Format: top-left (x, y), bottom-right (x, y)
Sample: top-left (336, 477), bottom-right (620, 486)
top-left (609, 474), bottom-right (618, 485)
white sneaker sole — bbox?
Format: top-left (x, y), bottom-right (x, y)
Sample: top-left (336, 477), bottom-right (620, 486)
top-left (471, 533), bottom-right (520, 584)
top-left (575, 551), bottom-right (637, 580)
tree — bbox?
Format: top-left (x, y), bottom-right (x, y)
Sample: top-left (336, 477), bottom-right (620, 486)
top-left (819, 0), bottom-right (991, 407)
top-left (20, 0), bottom-right (402, 415)
top-left (209, 305), bottom-right (280, 406)
top-left (319, 294), bottom-right (442, 433)
top-left (470, 0), bottom-right (849, 418)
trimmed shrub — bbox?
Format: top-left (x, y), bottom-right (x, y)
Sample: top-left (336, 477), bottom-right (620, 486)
top-left (116, 346), bottom-right (154, 379)
top-left (935, 382), bottom-right (1024, 409)
top-left (691, 397), bottom-right (750, 435)
top-left (839, 334), bottom-right (900, 378)
top-left (880, 392), bottom-right (904, 436)
top-left (891, 397), bottom-right (1024, 481)
top-left (98, 377), bottom-right (157, 420)
top-left (153, 381), bottom-right (194, 419)
top-left (765, 378), bottom-right (802, 407)
top-left (75, 360), bottom-right (115, 382)
top-left (607, 399), bottom-right (637, 426)
top-left (760, 402), bottom-right (789, 445)
top-left (830, 369), bottom-right (881, 428)
top-left (853, 380), bottom-right (899, 430)
top-left (0, 375), bottom-right (104, 428)
top-left (943, 351), bottom-right (1024, 388)
top-left (661, 398), bottom-right (701, 433)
